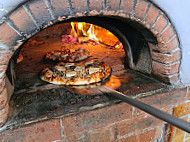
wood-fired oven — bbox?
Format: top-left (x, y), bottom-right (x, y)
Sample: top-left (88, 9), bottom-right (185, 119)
top-left (0, 0), bottom-right (188, 141)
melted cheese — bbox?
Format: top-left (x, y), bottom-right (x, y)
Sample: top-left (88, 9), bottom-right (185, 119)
top-left (66, 71), bottom-right (77, 77)
top-left (89, 67), bottom-right (100, 74)
top-left (55, 65), bottom-right (66, 71)
top-left (74, 65), bottom-right (84, 72)
top-left (65, 63), bottom-right (75, 67)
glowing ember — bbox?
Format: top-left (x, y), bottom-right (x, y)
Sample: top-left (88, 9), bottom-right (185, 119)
top-left (105, 76), bottom-right (121, 89)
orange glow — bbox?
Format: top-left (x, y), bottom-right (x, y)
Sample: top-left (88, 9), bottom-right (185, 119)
top-left (105, 76), bottom-right (121, 89)
top-left (70, 22), bottom-right (123, 48)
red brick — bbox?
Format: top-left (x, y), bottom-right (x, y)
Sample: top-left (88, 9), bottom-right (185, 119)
top-left (0, 77), bottom-right (6, 94)
top-left (88, 124), bottom-right (115, 142)
top-left (149, 43), bottom-right (168, 54)
top-left (0, 52), bottom-right (13, 65)
top-left (60, 133), bottom-right (87, 142)
top-left (89, 0), bottom-right (103, 12)
top-left (116, 134), bottom-right (137, 142)
top-left (28, 0), bottom-right (52, 25)
top-left (116, 127), bottom-right (162, 142)
top-left (151, 49), bottom-right (181, 64)
top-left (120, 0), bottom-right (134, 15)
top-left (0, 88), bottom-right (8, 110)
top-left (138, 87), bottom-right (187, 110)
top-left (138, 127), bottom-right (162, 142)
top-left (161, 25), bottom-right (175, 43)
top-left (154, 72), bottom-right (180, 84)
top-left (145, 4), bottom-right (160, 26)
top-left (134, 106), bottom-right (172, 117)
top-left (71, 0), bottom-right (87, 14)
top-left (62, 102), bottom-right (132, 137)
top-left (107, 0), bottom-right (120, 11)
top-left (154, 14), bottom-right (168, 33)
top-left (50, 0), bottom-right (70, 18)
top-left (0, 119), bottom-right (62, 142)
top-left (116, 115), bottom-right (164, 138)
top-left (9, 7), bottom-right (36, 34)
top-left (0, 22), bottom-right (20, 47)
top-left (0, 103), bottom-right (9, 127)
top-left (0, 65), bottom-right (7, 79)
top-left (134, 0), bottom-right (149, 20)
top-left (152, 61), bottom-right (180, 75)
top-left (166, 36), bottom-right (179, 53)
top-left (168, 74), bottom-right (180, 84)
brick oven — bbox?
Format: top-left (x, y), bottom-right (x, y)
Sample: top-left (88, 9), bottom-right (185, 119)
top-left (0, 0), bottom-right (190, 141)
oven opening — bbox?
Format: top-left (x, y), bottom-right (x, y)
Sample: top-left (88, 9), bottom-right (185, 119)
top-left (4, 16), bottom-right (167, 130)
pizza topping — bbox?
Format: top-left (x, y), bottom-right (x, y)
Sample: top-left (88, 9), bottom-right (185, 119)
top-left (66, 71), bottom-right (77, 77)
top-left (55, 65), bottom-right (66, 71)
top-left (70, 49), bottom-right (75, 52)
top-left (89, 67), bottom-right (100, 74)
top-left (65, 63), bottom-right (75, 67)
top-left (74, 64), bottom-right (85, 72)
top-left (40, 58), bottom-right (111, 85)
top-left (45, 48), bottom-right (90, 62)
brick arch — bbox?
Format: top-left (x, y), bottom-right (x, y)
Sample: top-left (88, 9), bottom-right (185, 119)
top-left (0, 0), bottom-right (181, 127)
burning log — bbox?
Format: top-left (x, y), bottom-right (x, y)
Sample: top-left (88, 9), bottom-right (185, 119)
top-left (67, 22), bottom-right (123, 48)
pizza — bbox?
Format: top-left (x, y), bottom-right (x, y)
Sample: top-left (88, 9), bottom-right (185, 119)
top-left (40, 58), bottom-right (112, 85)
top-left (44, 48), bottom-right (90, 62)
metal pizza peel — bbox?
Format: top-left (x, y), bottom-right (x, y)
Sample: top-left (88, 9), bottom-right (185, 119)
top-left (65, 75), bottom-right (190, 133)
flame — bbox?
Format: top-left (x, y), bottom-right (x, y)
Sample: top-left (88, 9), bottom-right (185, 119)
top-left (87, 24), bottom-right (99, 41)
top-left (71, 22), bottom-right (99, 42)
top-left (70, 22), bottom-right (123, 48)
top-left (71, 22), bottom-right (85, 37)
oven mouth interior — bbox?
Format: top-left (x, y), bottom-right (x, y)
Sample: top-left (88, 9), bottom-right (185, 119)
top-left (2, 16), bottom-right (167, 131)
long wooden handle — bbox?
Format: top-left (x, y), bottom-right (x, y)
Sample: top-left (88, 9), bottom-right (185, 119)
top-left (100, 86), bottom-right (190, 133)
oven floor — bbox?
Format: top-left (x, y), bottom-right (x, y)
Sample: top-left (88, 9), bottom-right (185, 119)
top-left (1, 37), bottom-right (167, 132)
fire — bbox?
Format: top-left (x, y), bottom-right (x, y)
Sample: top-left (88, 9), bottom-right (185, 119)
top-left (70, 22), bottom-right (123, 48)
top-left (71, 22), bottom-right (99, 41)
top-left (87, 24), bottom-right (99, 41)
top-left (71, 22), bottom-right (85, 37)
